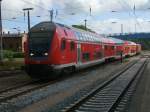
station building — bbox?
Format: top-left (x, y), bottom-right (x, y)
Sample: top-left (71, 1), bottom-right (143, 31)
top-left (1, 32), bottom-right (25, 52)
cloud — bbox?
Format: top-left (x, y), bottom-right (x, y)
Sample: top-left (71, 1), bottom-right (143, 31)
top-left (87, 17), bottom-right (150, 34)
top-left (2, 0), bottom-right (150, 18)
top-left (1, 0), bottom-right (150, 33)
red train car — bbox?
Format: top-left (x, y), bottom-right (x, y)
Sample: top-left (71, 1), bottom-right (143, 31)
top-left (123, 41), bottom-right (137, 56)
top-left (24, 22), bottom-right (141, 79)
top-left (108, 37), bottom-right (124, 59)
top-left (102, 38), bottom-right (115, 60)
top-left (129, 41), bottom-right (137, 56)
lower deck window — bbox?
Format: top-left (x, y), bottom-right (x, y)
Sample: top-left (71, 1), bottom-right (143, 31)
top-left (82, 53), bottom-right (90, 61)
top-left (116, 51), bottom-right (122, 55)
top-left (111, 46), bottom-right (115, 50)
top-left (105, 45), bottom-right (108, 50)
top-left (131, 50), bottom-right (135, 53)
top-left (94, 52), bottom-right (103, 59)
top-left (61, 39), bottom-right (66, 50)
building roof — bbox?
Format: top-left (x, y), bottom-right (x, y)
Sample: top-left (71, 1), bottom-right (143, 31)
top-left (2, 33), bottom-right (22, 38)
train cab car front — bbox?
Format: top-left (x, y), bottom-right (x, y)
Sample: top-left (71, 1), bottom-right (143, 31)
top-left (24, 22), bottom-right (61, 79)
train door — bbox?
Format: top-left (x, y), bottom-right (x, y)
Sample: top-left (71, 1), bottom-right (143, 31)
top-left (77, 43), bottom-right (81, 64)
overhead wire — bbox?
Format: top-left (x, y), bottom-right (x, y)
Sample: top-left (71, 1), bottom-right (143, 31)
top-left (120, 0), bottom-right (143, 31)
top-left (3, 9), bottom-right (23, 14)
top-left (21, 0), bottom-right (49, 11)
top-left (3, 0), bottom-right (146, 34)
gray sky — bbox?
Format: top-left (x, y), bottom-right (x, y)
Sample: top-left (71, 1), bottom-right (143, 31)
top-left (2, 0), bottom-right (150, 34)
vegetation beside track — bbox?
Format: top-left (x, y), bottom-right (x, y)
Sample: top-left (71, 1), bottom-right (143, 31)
top-left (0, 50), bottom-right (24, 70)
top-left (0, 59), bottom-right (24, 71)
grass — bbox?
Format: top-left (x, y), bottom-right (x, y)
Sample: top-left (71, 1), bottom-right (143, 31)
top-left (0, 58), bottom-right (24, 71)
top-left (0, 50), bottom-right (24, 71)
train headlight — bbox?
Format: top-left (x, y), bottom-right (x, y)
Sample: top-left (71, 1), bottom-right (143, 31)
top-left (30, 53), bottom-right (34, 56)
top-left (44, 52), bottom-right (48, 56)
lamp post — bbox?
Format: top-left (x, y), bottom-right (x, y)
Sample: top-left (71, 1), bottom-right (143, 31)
top-left (0, 0), bottom-right (3, 62)
top-left (23, 8), bottom-right (33, 32)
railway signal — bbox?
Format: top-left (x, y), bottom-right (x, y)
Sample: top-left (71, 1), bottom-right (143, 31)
top-left (84, 19), bottom-right (87, 30)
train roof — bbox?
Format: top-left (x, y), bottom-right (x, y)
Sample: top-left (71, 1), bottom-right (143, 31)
top-left (68, 25), bottom-right (115, 44)
top-left (55, 22), bottom-right (115, 44)
top-left (30, 22), bottom-right (115, 44)
top-left (30, 22), bottom-right (56, 32)
top-left (128, 41), bottom-right (137, 45)
top-left (124, 41), bottom-right (137, 45)
top-left (108, 37), bottom-right (124, 44)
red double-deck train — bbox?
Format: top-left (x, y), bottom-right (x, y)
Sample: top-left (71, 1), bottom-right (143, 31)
top-left (24, 22), bottom-right (141, 79)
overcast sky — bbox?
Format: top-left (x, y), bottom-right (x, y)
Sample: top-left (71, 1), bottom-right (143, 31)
top-left (2, 0), bottom-right (150, 34)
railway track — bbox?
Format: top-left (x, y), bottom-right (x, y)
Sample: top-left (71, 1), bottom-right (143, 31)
top-left (61, 58), bottom-right (148, 112)
top-left (0, 79), bottom-right (59, 104)
top-left (0, 70), bottom-right (23, 78)
top-left (0, 56), bottom-right (144, 111)
top-left (0, 58), bottom-right (135, 106)
top-left (141, 54), bottom-right (150, 58)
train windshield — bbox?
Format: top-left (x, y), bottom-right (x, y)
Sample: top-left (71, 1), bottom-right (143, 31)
top-left (29, 32), bottom-right (54, 57)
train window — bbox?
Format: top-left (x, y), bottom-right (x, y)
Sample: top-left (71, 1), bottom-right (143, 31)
top-left (75, 32), bottom-right (79, 40)
top-left (94, 37), bottom-right (96, 42)
top-left (91, 35), bottom-right (93, 41)
top-left (92, 36), bottom-right (94, 41)
top-left (97, 52), bottom-right (102, 58)
top-left (82, 53), bottom-right (90, 61)
top-left (116, 51), bottom-right (122, 55)
top-left (61, 39), bottom-right (66, 50)
top-left (90, 35), bottom-right (93, 41)
top-left (76, 32), bottom-right (80, 40)
top-left (94, 52), bottom-right (102, 58)
top-left (77, 33), bottom-right (80, 40)
top-left (70, 41), bottom-right (75, 51)
top-left (86, 34), bottom-right (89, 41)
top-left (88, 36), bottom-right (90, 41)
top-left (93, 36), bottom-right (95, 41)
top-left (64, 30), bottom-right (68, 36)
top-left (95, 38), bottom-right (98, 42)
top-left (98, 38), bottom-right (100, 42)
top-left (80, 33), bottom-right (83, 40)
top-left (78, 33), bottom-right (81, 40)
top-left (105, 45), bottom-right (108, 50)
top-left (82, 34), bottom-right (84, 40)
top-left (82, 34), bottom-right (85, 41)
top-left (84, 34), bottom-right (87, 41)
top-left (112, 46), bottom-right (115, 50)
top-left (87, 35), bottom-right (90, 41)
top-left (85, 34), bottom-right (88, 41)
top-left (125, 47), bottom-right (129, 50)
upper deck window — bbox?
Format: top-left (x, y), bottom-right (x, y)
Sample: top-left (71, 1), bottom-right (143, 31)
top-left (64, 29), bottom-right (68, 36)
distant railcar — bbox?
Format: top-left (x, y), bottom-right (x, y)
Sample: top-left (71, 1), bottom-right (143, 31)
top-left (136, 44), bottom-right (142, 54)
